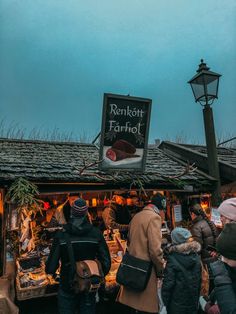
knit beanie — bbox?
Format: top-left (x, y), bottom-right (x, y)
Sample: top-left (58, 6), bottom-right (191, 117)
top-left (71, 198), bottom-right (88, 218)
top-left (218, 198), bottom-right (236, 221)
top-left (171, 227), bottom-right (192, 245)
top-left (151, 193), bottom-right (166, 210)
top-left (216, 222), bottom-right (236, 260)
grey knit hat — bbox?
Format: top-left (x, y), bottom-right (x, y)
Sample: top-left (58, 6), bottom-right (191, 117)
top-left (171, 227), bottom-right (192, 244)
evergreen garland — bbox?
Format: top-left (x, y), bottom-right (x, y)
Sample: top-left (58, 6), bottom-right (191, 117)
top-left (5, 178), bottom-right (43, 254)
top-left (5, 177), bottom-right (40, 212)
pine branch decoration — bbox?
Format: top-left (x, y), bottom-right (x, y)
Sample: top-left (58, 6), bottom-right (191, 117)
top-left (5, 177), bottom-right (41, 212)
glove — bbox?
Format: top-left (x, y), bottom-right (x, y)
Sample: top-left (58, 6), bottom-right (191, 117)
top-left (210, 261), bottom-right (232, 286)
top-left (156, 269), bottom-right (164, 278)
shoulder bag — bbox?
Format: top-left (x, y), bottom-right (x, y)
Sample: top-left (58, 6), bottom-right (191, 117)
top-left (116, 250), bottom-right (152, 291)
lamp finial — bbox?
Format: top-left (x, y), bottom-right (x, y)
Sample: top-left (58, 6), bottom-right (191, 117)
top-left (197, 59), bottom-right (209, 73)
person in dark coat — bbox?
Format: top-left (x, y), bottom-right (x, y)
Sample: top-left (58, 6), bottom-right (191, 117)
top-left (189, 204), bottom-right (218, 264)
top-left (189, 203), bottom-right (219, 294)
top-left (45, 198), bottom-right (111, 314)
top-left (102, 195), bottom-right (131, 238)
top-left (209, 222), bottom-right (236, 314)
top-left (162, 227), bottom-right (201, 314)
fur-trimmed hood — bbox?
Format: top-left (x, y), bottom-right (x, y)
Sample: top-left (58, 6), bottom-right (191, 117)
top-left (169, 240), bottom-right (201, 255)
top-left (167, 240), bottom-right (201, 270)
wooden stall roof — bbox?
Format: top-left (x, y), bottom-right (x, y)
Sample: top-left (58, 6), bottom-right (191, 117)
top-left (0, 138), bottom-right (216, 191)
top-left (159, 141), bottom-right (236, 183)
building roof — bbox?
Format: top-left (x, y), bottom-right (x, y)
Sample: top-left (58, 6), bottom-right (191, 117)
top-left (0, 138), bottom-right (215, 191)
top-left (159, 141), bottom-right (236, 183)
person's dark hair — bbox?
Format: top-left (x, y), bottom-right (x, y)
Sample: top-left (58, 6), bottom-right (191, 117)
top-left (190, 204), bottom-right (217, 246)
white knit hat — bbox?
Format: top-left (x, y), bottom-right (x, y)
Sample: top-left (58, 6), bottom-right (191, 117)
top-left (218, 198), bottom-right (236, 221)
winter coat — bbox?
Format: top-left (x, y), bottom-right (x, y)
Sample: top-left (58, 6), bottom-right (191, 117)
top-left (161, 240), bottom-right (202, 314)
top-left (191, 215), bottom-right (217, 264)
top-left (102, 203), bottom-right (131, 232)
top-left (116, 205), bottom-right (163, 313)
top-left (210, 260), bottom-right (236, 314)
top-left (45, 216), bottom-right (111, 292)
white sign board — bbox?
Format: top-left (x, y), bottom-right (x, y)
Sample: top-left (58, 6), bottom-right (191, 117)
top-left (211, 207), bottom-right (222, 228)
top-left (173, 205), bottom-right (182, 222)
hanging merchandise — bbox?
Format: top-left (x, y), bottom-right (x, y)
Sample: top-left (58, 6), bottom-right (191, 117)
top-left (5, 179), bottom-right (70, 300)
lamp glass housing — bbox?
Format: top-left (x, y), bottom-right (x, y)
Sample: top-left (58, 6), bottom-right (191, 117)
top-left (188, 60), bottom-right (221, 104)
top-left (190, 73), bottom-right (220, 102)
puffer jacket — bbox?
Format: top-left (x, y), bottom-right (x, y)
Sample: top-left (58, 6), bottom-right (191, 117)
top-left (162, 240), bottom-right (201, 314)
top-left (191, 215), bottom-right (217, 263)
top-left (210, 260), bottom-right (236, 314)
top-left (45, 216), bottom-right (111, 292)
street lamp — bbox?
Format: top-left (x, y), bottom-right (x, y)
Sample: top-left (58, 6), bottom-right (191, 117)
top-left (188, 59), bottom-right (222, 206)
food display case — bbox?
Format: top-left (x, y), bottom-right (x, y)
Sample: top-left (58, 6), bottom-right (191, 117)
top-left (104, 231), bottom-right (126, 293)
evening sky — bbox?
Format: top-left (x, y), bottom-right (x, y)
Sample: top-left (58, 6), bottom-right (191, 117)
top-left (0, 0), bottom-right (235, 144)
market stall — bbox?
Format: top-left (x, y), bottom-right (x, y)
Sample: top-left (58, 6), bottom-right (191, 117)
top-left (104, 233), bottom-right (126, 294)
top-left (0, 137), bottom-right (220, 309)
top-left (5, 184), bottom-right (138, 301)
top-left (5, 183), bottom-right (173, 301)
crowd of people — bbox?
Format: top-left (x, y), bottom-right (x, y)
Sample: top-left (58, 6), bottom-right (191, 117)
top-left (45, 194), bottom-right (236, 314)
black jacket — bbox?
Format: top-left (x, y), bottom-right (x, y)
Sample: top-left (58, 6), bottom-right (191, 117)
top-left (210, 260), bottom-right (236, 314)
top-left (162, 241), bottom-right (201, 314)
top-left (45, 216), bottom-right (111, 292)
top-left (102, 203), bottom-right (131, 233)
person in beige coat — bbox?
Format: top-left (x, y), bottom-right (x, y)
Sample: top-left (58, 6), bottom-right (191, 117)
top-left (117, 203), bottom-right (164, 314)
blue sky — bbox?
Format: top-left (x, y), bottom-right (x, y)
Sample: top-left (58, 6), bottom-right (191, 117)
top-left (0, 0), bottom-right (235, 144)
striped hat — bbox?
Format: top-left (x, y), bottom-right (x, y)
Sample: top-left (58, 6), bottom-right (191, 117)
top-left (71, 198), bottom-right (88, 217)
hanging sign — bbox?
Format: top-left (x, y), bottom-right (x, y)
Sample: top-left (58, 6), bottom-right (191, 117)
top-left (99, 93), bottom-right (152, 172)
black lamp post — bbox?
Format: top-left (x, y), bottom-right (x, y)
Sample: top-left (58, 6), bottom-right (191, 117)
top-left (188, 59), bottom-right (221, 206)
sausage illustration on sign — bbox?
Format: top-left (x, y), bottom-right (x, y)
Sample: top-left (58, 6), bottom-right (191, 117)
top-left (106, 139), bottom-right (140, 162)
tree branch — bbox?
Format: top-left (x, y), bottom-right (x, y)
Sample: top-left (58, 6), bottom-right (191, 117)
top-left (74, 159), bottom-right (120, 182)
top-left (157, 162), bottom-right (197, 179)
